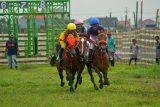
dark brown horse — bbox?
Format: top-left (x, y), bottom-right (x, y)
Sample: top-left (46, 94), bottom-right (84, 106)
top-left (86, 33), bottom-right (110, 90)
top-left (56, 34), bottom-right (82, 92)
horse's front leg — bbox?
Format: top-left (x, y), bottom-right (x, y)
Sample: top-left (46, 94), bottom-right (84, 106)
top-left (103, 69), bottom-right (110, 86)
top-left (66, 70), bottom-right (74, 92)
top-left (57, 67), bottom-right (65, 87)
top-left (75, 69), bottom-right (82, 90)
top-left (79, 64), bottom-right (85, 85)
top-left (86, 63), bottom-right (98, 90)
top-left (92, 66), bottom-right (103, 89)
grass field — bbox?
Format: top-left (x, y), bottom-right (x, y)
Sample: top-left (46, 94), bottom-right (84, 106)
top-left (0, 64), bottom-right (160, 107)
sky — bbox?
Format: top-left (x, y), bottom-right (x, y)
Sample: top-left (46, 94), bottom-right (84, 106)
top-left (0, 0), bottom-right (159, 25)
top-left (71, 0), bottom-right (160, 24)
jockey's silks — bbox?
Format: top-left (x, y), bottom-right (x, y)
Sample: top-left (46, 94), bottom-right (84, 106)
top-left (87, 25), bottom-right (105, 43)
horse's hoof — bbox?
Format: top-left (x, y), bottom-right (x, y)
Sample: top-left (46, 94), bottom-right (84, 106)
top-left (66, 76), bottom-right (69, 81)
top-left (94, 86), bottom-right (99, 90)
top-left (99, 84), bottom-right (103, 89)
top-left (79, 77), bottom-right (82, 85)
top-left (99, 80), bottom-right (103, 83)
top-left (104, 80), bottom-right (110, 86)
top-left (61, 82), bottom-right (65, 87)
top-left (70, 88), bottom-right (75, 92)
top-left (68, 82), bottom-right (71, 86)
top-left (75, 85), bottom-right (77, 90)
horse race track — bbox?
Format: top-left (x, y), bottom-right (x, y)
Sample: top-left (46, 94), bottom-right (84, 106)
top-left (0, 64), bottom-right (159, 107)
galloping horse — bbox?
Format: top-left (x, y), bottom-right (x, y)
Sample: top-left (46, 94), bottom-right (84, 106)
top-left (56, 34), bottom-right (81, 92)
top-left (74, 36), bottom-right (89, 89)
top-left (86, 33), bottom-right (110, 90)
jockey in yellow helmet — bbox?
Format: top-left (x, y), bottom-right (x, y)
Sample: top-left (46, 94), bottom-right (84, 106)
top-left (58, 23), bottom-right (82, 65)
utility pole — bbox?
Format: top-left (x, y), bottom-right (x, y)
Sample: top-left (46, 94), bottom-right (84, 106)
top-left (125, 8), bottom-right (128, 31)
top-left (106, 16), bottom-right (110, 30)
top-left (115, 19), bottom-right (117, 32)
top-left (133, 12), bottom-right (136, 29)
top-left (110, 12), bottom-right (112, 19)
top-left (140, 1), bottom-right (143, 28)
top-left (156, 8), bottom-right (159, 28)
top-left (135, 1), bottom-right (138, 29)
top-left (129, 18), bottom-right (131, 30)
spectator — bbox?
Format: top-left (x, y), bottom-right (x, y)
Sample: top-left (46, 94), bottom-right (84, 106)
top-left (155, 36), bottom-right (160, 64)
top-left (129, 38), bottom-right (139, 65)
top-left (5, 35), bottom-right (19, 69)
top-left (107, 31), bottom-right (116, 66)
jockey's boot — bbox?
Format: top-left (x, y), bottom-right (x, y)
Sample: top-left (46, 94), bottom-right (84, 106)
top-left (75, 47), bottom-right (83, 63)
top-left (88, 49), bottom-right (94, 63)
top-left (59, 48), bottom-right (64, 66)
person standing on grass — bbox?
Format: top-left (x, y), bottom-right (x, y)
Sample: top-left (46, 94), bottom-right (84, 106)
top-left (5, 35), bottom-right (19, 69)
top-left (155, 36), bottom-right (160, 64)
top-left (129, 38), bottom-right (139, 65)
top-left (107, 31), bottom-right (116, 67)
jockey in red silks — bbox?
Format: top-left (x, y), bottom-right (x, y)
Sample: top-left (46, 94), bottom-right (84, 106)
top-left (87, 17), bottom-right (106, 63)
top-left (74, 19), bottom-right (87, 37)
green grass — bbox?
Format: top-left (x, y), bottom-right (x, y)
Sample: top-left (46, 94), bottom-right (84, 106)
top-left (0, 64), bottom-right (160, 107)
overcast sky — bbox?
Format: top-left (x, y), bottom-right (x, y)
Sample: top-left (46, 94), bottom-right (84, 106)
top-left (1, 0), bottom-right (159, 24)
top-left (71, 0), bottom-right (160, 24)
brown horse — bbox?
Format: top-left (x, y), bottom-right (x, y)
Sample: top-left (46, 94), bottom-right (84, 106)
top-left (86, 33), bottom-right (110, 90)
top-left (74, 36), bottom-right (89, 89)
top-left (56, 34), bottom-right (82, 92)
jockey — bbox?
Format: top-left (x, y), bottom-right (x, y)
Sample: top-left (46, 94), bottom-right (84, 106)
top-left (59, 23), bottom-right (82, 65)
top-left (87, 17), bottom-right (106, 62)
top-left (74, 19), bottom-right (87, 37)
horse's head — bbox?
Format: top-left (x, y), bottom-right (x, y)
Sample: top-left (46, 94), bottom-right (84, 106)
top-left (97, 40), bottom-right (107, 52)
top-left (78, 36), bottom-right (88, 55)
top-left (98, 33), bottom-right (107, 41)
top-left (94, 33), bottom-right (107, 52)
top-left (66, 34), bottom-right (76, 55)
